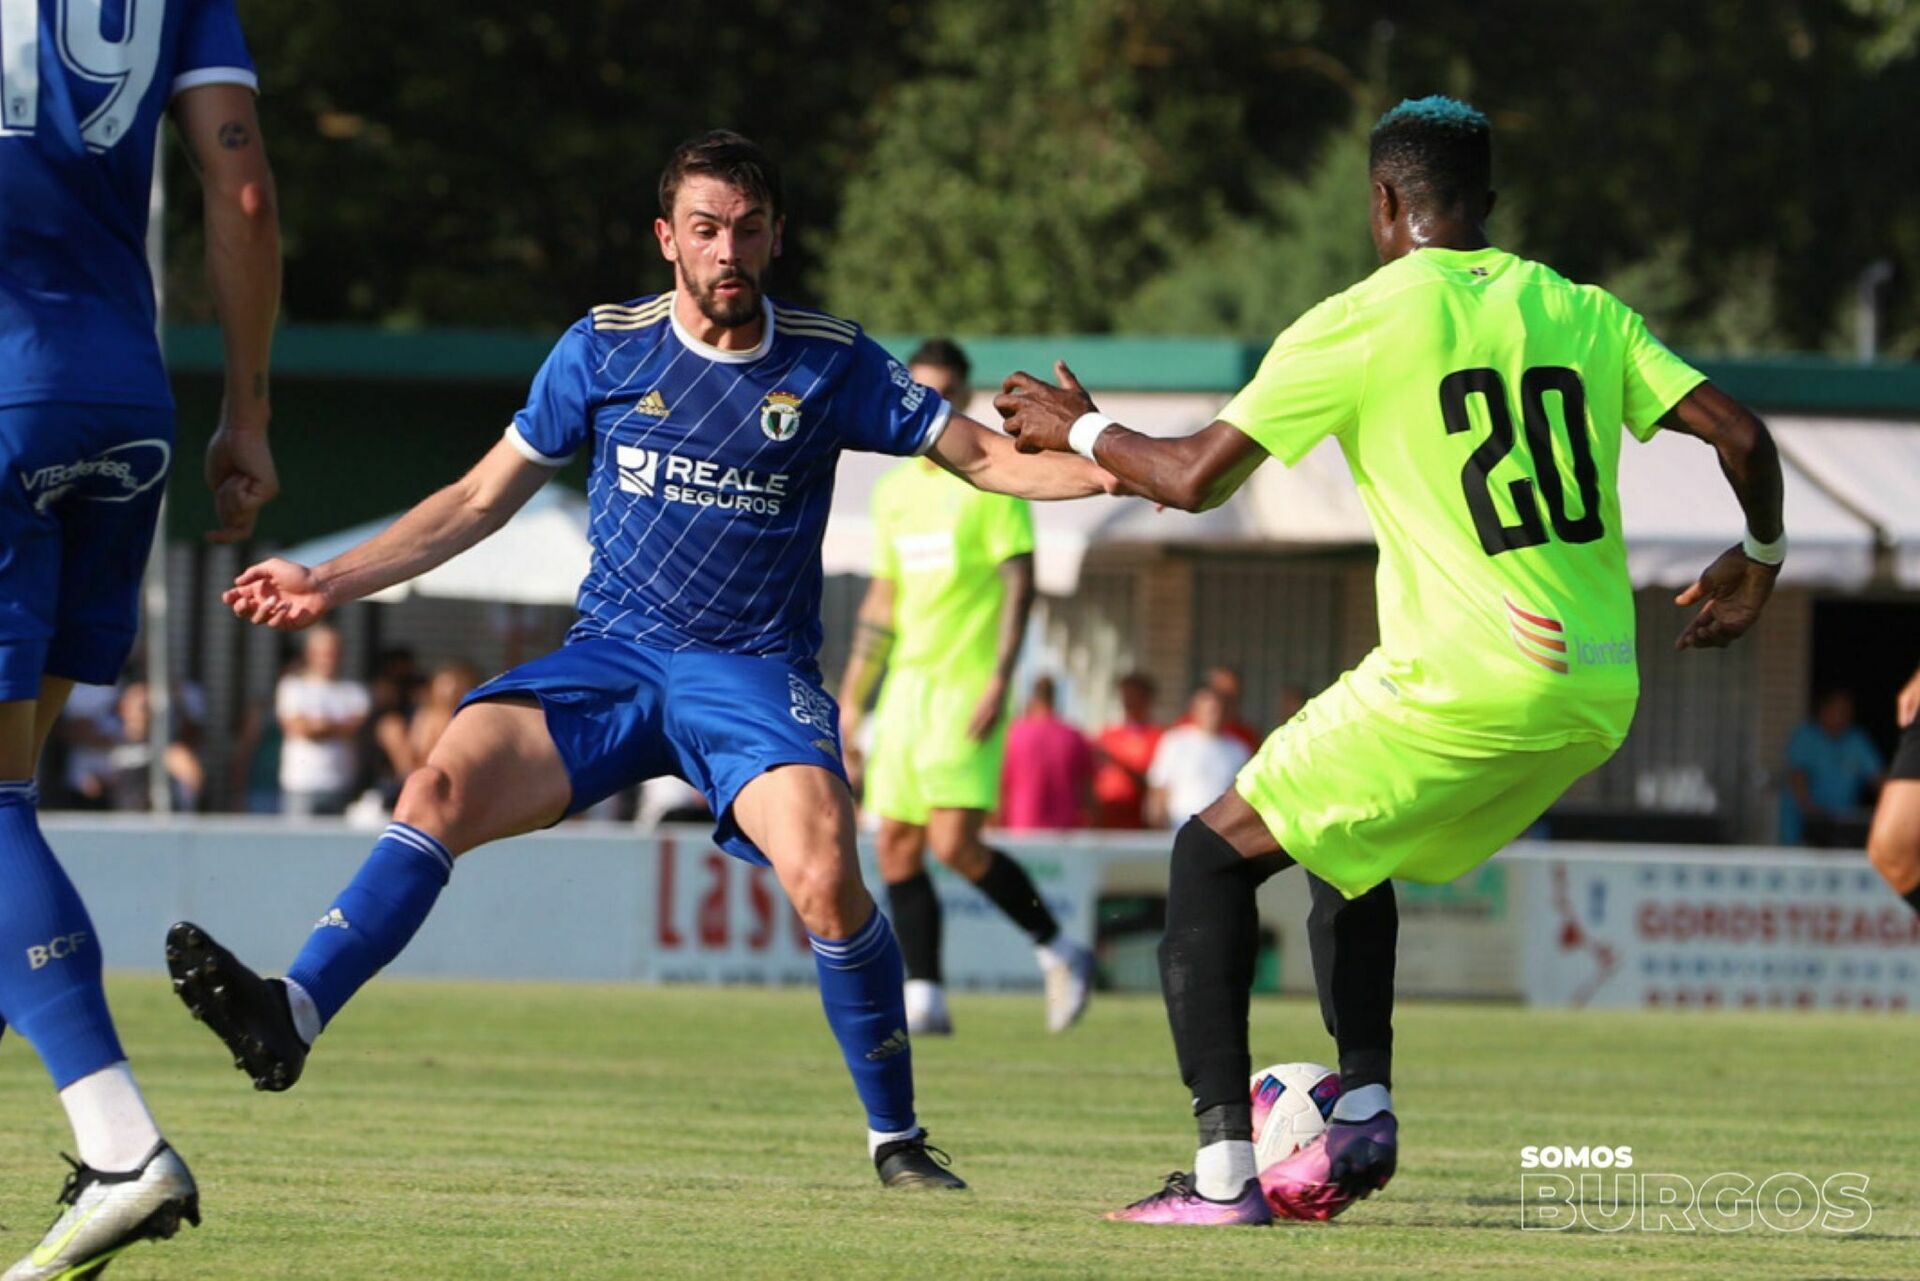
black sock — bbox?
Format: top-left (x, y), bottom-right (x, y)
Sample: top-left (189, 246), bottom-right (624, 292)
top-left (1198, 1101), bottom-right (1252, 1144)
top-left (1307, 874), bottom-right (1397, 1092)
top-left (886, 872), bottom-right (943, 984)
top-left (972, 847), bottom-right (1060, 946)
top-left (1158, 818), bottom-right (1295, 1122)
top-left (1906, 884), bottom-right (1920, 918)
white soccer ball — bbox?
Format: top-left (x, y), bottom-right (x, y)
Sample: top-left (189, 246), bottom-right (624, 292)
top-left (1250, 1061), bottom-right (1341, 1171)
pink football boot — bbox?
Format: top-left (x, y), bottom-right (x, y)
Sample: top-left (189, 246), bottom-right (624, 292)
top-left (1261, 1111), bottom-right (1398, 1221)
top-left (1105, 1172), bottom-right (1273, 1226)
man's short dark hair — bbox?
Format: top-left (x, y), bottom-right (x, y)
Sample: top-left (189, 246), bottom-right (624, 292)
top-left (1369, 96), bottom-right (1492, 216)
top-left (659, 130), bottom-right (783, 221)
top-left (906, 337), bottom-right (970, 381)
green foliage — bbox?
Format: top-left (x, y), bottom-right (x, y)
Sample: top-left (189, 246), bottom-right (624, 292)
top-left (1604, 238), bottom-right (1789, 355)
top-left (1847, 0), bottom-right (1920, 67)
top-left (820, 0), bottom-right (1356, 332)
top-left (818, 6), bottom-right (1165, 332)
top-left (160, 0), bottom-right (1920, 355)
top-left (1114, 124), bottom-right (1377, 337)
top-left (165, 1), bottom-right (924, 328)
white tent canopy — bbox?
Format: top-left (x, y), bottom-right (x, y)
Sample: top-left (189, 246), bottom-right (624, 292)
top-left (824, 396), bottom-right (1883, 593)
top-left (1616, 421), bottom-right (1875, 588)
top-left (278, 484), bottom-right (590, 606)
top-left (1773, 418), bottom-right (1920, 587)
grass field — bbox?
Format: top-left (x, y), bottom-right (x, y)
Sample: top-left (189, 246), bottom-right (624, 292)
top-left (0, 978), bottom-right (1914, 1279)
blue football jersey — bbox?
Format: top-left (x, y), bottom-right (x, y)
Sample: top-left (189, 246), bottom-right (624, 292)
top-left (507, 295), bottom-right (952, 661)
top-left (0, 0), bottom-right (256, 410)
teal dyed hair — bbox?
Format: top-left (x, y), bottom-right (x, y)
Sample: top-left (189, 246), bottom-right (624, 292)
top-left (1369, 95), bottom-right (1492, 211)
top-left (1373, 95), bottom-right (1489, 135)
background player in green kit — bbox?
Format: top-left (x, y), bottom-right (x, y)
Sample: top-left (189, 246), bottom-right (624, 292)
top-left (840, 339), bottom-right (1094, 1037)
top-left (997, 97), bottom-right (1786, 1225)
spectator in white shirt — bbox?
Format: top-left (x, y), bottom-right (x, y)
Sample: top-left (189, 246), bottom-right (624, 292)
top-left (57, 681), bottom-right (122, 808)
top-left (107, 681), bottom-right (205, 812)
top-left (1147, 685), bottom-right (1254, 829)
top-left (276, 626), bottom-right (370, 817)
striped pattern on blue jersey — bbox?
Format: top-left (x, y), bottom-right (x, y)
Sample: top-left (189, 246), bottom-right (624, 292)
top-left (506, 294), bottom-right (951, 662)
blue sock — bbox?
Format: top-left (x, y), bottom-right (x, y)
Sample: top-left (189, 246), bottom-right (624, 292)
top-left (810, 908), bottom-right (916, 1134)
top-left (0, 781), bottom-right (123, 1088)
top-left (285, 822), bottom-right (452, 1030)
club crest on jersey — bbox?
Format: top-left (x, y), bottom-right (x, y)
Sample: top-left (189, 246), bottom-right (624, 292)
top-left (760, 391), bottom-right (803, 442)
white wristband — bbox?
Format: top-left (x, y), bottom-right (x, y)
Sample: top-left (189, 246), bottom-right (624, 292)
top-left (1742, 529), bottom-right (1787, 565)
top-left (1068, 412), bottom-right (1115, 461)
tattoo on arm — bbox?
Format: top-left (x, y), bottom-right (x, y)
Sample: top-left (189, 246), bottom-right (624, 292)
top-left (217, 120), bottom-right (251, 149)
top-left (853, 620), bottom-right (895, 658)
top-left (252, 371), bottom-right (267, 400)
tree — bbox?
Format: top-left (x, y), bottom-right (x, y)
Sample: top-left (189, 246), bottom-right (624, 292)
top-left (164, 1), bottom-right (926, 328)
top-left (821, 0), bottom-right (1352, 332)
top-left (161, 0), bottom-right (1920, 355)
top-left (1115, 122), bottom-right (1377, 336)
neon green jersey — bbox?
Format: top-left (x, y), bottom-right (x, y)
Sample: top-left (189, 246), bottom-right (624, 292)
top-left (1219, 246), bottom-right (1706, 749)
top-left (871, 458), bottom-right (1034, 676)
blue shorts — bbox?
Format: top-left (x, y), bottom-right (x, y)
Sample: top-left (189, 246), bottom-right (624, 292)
top-left (461, 637), bottom-right (847, 865)
top-left (0, 404), bottom-right (173, 700)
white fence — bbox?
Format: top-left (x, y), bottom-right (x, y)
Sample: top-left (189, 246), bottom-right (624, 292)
top-left (46, 818), bottom-right (1919, 1011)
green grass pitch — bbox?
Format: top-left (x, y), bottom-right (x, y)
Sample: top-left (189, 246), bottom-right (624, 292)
top-left (0, 978), bottom-right (1913, 1278)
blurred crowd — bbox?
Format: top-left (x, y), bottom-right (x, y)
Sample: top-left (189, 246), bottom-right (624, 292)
top-left (53, 675), bottom-right (209, 814)
top-left (47, 628), bottom-right (1295, 835)
top-left (993, 665), bottom-right (1301, 833)
top-left (43, 627), bottom-right (478, 822)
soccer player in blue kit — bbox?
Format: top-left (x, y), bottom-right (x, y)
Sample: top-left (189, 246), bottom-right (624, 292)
top-left (167, 131), bottom-right (1112, 1191)
top-left (0, 0), bottom-right (281, 1275)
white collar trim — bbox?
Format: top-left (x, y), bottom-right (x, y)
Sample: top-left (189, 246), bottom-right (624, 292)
top-left (670, 294), bottom-right (775, 364)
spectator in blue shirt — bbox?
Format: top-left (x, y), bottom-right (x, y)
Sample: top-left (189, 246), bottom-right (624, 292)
top-left (1781, 688), bottom-right (1885, 846)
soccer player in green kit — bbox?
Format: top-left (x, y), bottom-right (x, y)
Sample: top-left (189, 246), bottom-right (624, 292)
top-left (997, 97), bottom-right (1786, 1224)
top-left (840, 339), bottom-right (1094, 1037)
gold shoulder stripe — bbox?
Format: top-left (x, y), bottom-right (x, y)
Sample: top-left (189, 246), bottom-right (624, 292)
top-left (595, 315), bottom-right (672, 332)
top-left (592, 297), bottom-right (670, 320)
top-left (776, 316), bottom-right (856, 339)
top-left (592, 316), bottom-right (670, 331)
top-left (774, 307), bottom-right (856, 336)
top-left (780, 317), bottom-right (856, 336)
top-left (778, 311), bottom-right (855, 330)
top-left (593, 299), bottom-right (673, 331)
top-left (594, 294), bottom-right (669, 311)
top-left (779, 322), bottom-right (855, 345)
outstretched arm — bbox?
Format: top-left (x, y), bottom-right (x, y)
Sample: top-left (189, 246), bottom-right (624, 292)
top-left (225, 438), bottom-right (552, 630)
top-left (1661, 382), bottom-right (1785, 650)
top-left (994, 362), bottom-right (1267, 512)
top-left (927, 412), bottom-right (1117, 500)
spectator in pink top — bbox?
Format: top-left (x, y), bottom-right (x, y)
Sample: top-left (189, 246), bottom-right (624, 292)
top-left (1000, 675), bottom-right (1095, 830)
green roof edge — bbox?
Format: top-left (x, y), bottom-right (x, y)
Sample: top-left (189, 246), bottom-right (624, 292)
top-left (163, 324), bottom-right (1920, 416)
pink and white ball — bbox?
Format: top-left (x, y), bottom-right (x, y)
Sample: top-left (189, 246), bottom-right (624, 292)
top-left (1249, 1061), bottom-right (1341, 1170)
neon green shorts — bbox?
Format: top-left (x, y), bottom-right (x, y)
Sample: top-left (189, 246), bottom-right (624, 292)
top-left (865, 666), bottom-right (1006, 826)
top-left (1236, 671), bottom-right (1619, 898)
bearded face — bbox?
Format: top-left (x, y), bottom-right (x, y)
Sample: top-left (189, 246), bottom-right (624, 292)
top-left (657, 174), bottom-right (781, 332)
